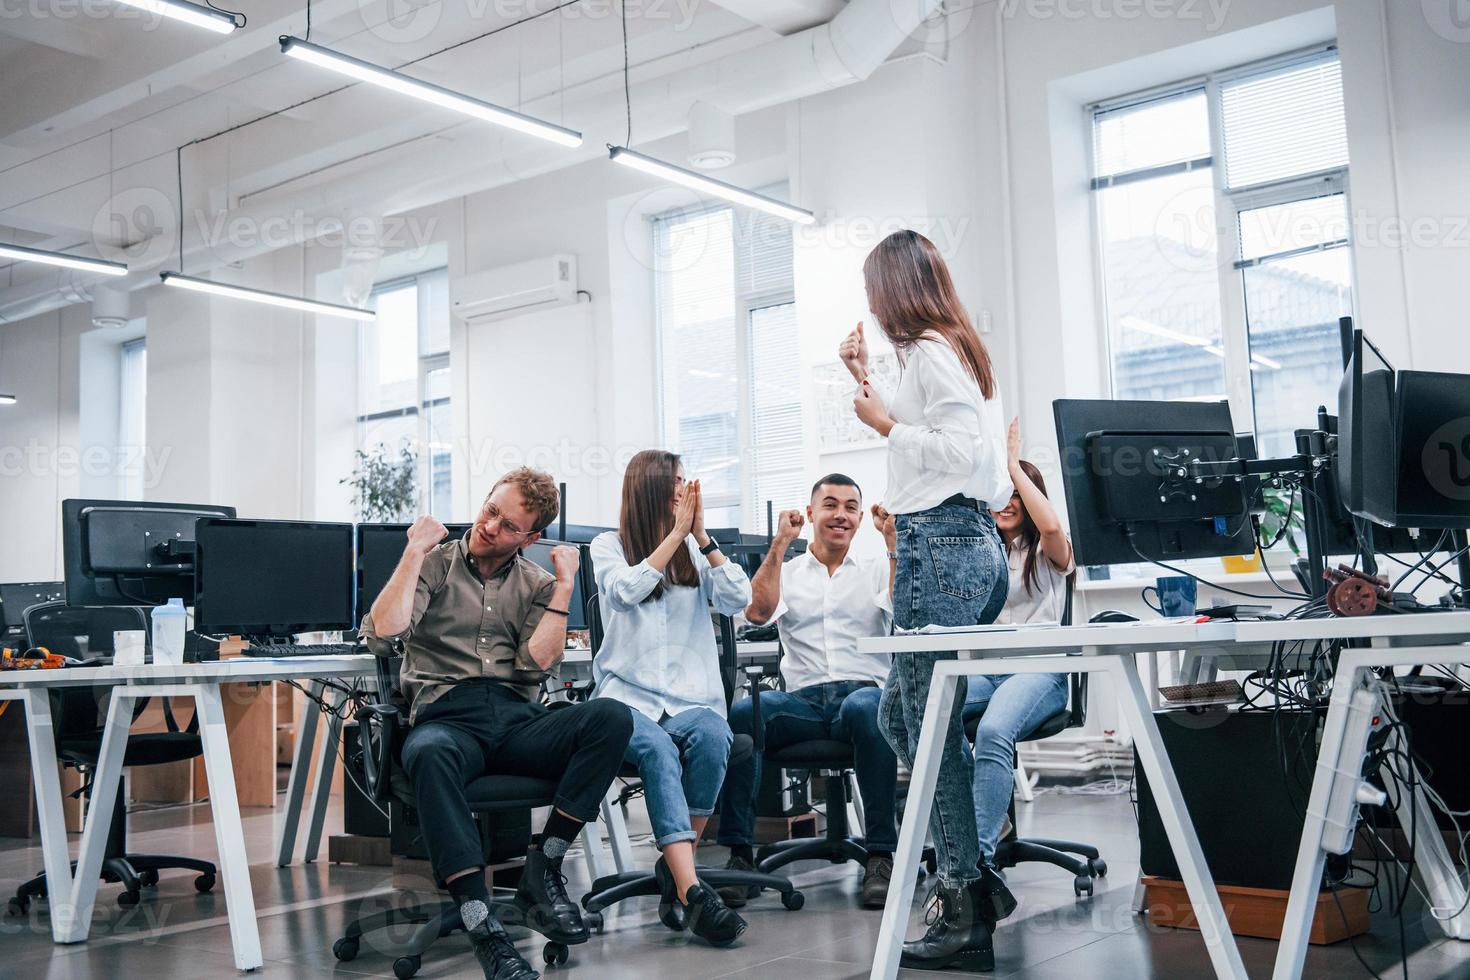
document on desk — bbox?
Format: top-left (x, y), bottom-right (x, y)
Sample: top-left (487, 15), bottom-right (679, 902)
top-left (892, 616), bottom-right (1200, 636)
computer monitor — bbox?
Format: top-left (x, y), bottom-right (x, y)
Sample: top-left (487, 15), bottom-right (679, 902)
top-left (520, 540), bottom-right (589, 632)
top-left (355, 522), bottom-right (472, 622)
top-left (194, 519), bottom-right (355, 638)
top-left (1336, 330), bottom-right (1398, 525)
top-left (0, 581), bottom-right (64, 632)
top-left (1394, 370), bottom-right (1470, 529)
top-left (538, 523), bottom-right (613, 545)
top-left (62, 498), bottom-right (237, 607)
top-left (1053, 399), bottom-right (1255, 568)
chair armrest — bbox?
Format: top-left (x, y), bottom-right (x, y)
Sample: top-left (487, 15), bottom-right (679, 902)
top-left (358, 702), bottom-right (405, 803)
top-left (744, 665), bottom-right (766, 754)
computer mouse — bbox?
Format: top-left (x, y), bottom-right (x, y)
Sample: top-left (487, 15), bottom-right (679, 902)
top-left (1089, 610), bottom-right (1139, 624)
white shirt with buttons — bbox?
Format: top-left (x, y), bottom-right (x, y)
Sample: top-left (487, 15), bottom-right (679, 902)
top-left (751, 549), bottom-right (894, 692)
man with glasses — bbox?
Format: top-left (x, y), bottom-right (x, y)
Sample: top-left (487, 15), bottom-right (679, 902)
top-left (363, 467), bottom-right (634, 980)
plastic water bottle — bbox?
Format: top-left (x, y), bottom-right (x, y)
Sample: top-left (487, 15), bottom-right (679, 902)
top-left (151, 597), bottom-right (187, 666)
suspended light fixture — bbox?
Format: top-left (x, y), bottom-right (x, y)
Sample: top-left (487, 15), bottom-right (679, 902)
top-left (160, 272), bottom-right (376, 321)
top-left (608, 146), bottom-right (815, 225)
top-left (114, 0), bottom-right (241, 33)
top-left (0, 395), bottom-right (16, 406)
top-left (278, 37), bottom-right (583, 147)
top-left (0, 242), bottom-right (128, 278)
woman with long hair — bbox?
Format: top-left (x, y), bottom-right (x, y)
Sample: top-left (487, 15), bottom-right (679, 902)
top-left (840, 229), bottom-right (1012, 972)
top-left (962, 418), bottom-right (1076, 874)
top-left (590, 449), bottom-right (752, 946)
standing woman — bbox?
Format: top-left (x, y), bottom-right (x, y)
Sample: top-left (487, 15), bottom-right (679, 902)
top-left (840, 229), bottom-right (1013, 972)
top-left (591, 449), bottom-right (751, 946)
top-left (963, 418), bottom-right (1075, 880)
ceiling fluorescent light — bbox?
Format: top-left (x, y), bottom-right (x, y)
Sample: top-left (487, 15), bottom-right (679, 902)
top-left (1250, 352), bottom-right (1282, 370)
top-left (1118, 315), bottom-right (1210, 347)
top-left (0, 394), bottom-right (16, 406)
top-left (160, 272), bottom-right (376, 321)
top-left (0, 242), bottom-right (128, 278)
top-left (608, 146), bottom-right (816, 225)
top-left (115, 0), bottom-right (239, 33)
top-left (279, 37), bottom-right (583, 148)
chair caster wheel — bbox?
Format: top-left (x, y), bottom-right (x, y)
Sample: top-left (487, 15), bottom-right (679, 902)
top-left (1074, 875), bottom-right (1094, 897)
top-left (782, 890), bottom-right (805, 911)
top-left (118, 889), bottom-right (141, 908)
top-left (137, 870), bottom-right (159, 887)
top-left (332, 937), bottom-right (359, 962)
top-left (543, 942), bottom-right (569, 966)
top-left (393, 954), bottom-right (421, 979)
top-left (1090, 858), bottom-right (1108, 878)
top-left (6, 897), bottom-right (27, 917)
top-left (194, 873), bottom-right (215, 893)
top-left (586, 911), bottom-right (604, 934)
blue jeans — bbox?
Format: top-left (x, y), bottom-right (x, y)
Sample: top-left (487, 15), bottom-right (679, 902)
top-left (878, 501), bottom-right (1008, 887)
top-left (625, 707), bottom-right (733, 848)
top-left (719, 681), bottom-right (899, 853)
top-left (961, 673), bottom-right (1067, 862)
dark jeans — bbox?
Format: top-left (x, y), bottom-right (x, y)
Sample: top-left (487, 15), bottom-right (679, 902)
top-left (719, 680), bottom-right (899, 853)
top-left (402, 679), bottom-right (633, 885)
top-left (878, 501), bottom-right (1008, 887)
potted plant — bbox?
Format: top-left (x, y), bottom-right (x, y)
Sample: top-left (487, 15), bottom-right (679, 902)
top-left (1222, 485), bottom-right (1304, 574)
top-left (341, 442), bottom-right (418, 523)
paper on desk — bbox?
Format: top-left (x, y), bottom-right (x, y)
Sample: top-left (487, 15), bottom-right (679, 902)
top-left (893, 616), bottom-right (1200, 636)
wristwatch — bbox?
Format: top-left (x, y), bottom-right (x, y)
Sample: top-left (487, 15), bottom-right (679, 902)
top-left (700, 537), bottom-right (721, 556)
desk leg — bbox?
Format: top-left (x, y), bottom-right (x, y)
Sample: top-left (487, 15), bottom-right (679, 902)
top-left (195, 683), bottom-right (263, 971)
top-left (870, 662), bottom-right (960, 980)
top-left (1397, 725), bottom-right (1470, 939)
top-left (275, 680), bottom-right (325, 868)
top-left (579, 818), bottom-right (612, 887)
top-left (1110, 653), bottom-right (1248, 980)
top-left (17, 690), bottom-right (74, 942)
top-left (303, 686), bottom-right (345, 864)
top-left (601, 788), bottom-right (635, 874)
top-left (61, 688), bottom-right (136, 944)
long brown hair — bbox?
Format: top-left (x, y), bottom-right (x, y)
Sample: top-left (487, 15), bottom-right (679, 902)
top-left (1012, 459), bottom-right (1075, 596)
top-left (862, 230), bottom-right (995, 399)
top-left (618, 449), bottom-right (700, 601)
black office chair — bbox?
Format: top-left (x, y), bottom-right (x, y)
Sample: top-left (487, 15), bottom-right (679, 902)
top-left (576, 578), bottom-right (805, 921)
top-left (332, 652), bottom-right (584, 978)
top-left (960, 592), bottom-right (1108, 897)
top-left (7, 602), bottom-right (216, 917)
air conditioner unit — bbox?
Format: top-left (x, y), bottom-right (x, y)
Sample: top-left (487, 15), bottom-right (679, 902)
top-left (452, 254), bottom-right (577, 324)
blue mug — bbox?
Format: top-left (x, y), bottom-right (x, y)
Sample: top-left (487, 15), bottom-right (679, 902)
top-left (1143, 576), bottom-right (1197, 618)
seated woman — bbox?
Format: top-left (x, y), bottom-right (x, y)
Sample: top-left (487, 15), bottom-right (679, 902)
top-left (962, 419), bottom-right (1075, 910)
top-left (591, 449), bottom-right (752, 947)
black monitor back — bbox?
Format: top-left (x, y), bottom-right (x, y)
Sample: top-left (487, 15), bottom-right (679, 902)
top-left (520, 540), bottom-right (589, 631)
top-left (539, 523), bottom-right (612, 545)
top-left (1336, 331), bottom-right (1398, 525)
top-left (0, 581), bottom-right (64, 631)
top-left (1053, 399), bottom-right (1254, 567)
top-left (356, 522), bottom-right (472, 621)
top-left (1394, 370), bottom-right (1470, 529)
top-left (194, 519), bottom-right (355, 637)
top-left (63, 498), bottom-right (236, 606)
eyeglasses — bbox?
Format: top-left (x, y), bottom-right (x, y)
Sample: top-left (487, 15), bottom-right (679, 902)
top-left (478, 501), bottom-right (535, 540)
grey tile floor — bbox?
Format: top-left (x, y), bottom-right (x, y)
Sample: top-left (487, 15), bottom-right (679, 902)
top-left (1, 787), bottom-right (1467, 978)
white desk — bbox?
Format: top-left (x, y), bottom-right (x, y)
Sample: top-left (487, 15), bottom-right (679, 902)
top-left (0, 655), bottom-right (375, 971)
top-left (857, 620), bottom-right (1249, 980)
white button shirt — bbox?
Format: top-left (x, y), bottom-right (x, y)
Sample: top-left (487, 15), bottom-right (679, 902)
top-left (753, 550), bottom-right (895, 692)
top-left (590, 530), bottom-right (752, 721)
top-left (875, 335), bottom-right (1012, 515)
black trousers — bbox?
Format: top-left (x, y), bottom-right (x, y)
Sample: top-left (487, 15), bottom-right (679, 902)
top-left (401, 679), bottom-right (634, 884)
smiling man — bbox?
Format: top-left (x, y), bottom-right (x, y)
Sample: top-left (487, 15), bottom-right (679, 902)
top-left (715, 473), bottom-right (900, 908)
top-left (362, 467), bottom-right (633, 980)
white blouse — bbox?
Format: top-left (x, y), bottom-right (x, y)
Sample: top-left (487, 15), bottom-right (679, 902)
top-left (876, 335), bottom-right (1012, 516)
top-left (589, 531), bottom-right (752, 721)
top-left (995, 539), bottom-right (1076, 626)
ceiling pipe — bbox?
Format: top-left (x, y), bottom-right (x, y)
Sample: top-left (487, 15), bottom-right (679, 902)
top-left (0, 0), bottom-right (945, 325)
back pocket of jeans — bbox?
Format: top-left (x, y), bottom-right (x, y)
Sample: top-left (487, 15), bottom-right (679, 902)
top-left (926, 536), bottom-right (991, 600)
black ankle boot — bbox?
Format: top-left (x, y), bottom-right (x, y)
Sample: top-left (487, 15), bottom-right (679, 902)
top-left (975, 863), bottom-right (1017, 924)
top-left (685, 882), bottom-right (748, 947)
top-left (652, 855), bottom-right (687, 931)
top-left (468, 917), bottom-right (540, 980)
top-left (899, 879), bottom-right (996, 972)
top-left (514, 848), bottom-right (588, 944)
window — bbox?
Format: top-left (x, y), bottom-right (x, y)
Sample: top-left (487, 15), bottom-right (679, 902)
top-left (1092, 48), bottom-right (1352, 460)
top-left (654, 202), bottom-right (803, 530)
top-left (118, 338), bottom-right (147, 500)
top-left (356, 268), bottom-right (453, 518)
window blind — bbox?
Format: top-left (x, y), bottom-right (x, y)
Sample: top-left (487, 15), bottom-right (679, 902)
top-left (1220, 53), bottom-right (1347, 189)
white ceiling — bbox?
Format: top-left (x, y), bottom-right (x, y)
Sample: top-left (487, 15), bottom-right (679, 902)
top-left (0, 0), bottom-right (850, 279)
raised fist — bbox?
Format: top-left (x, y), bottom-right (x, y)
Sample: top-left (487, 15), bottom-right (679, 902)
top-left (406, 515), bottom-right (448, 555)
top-left (549, 545), bottom-right (580, 585)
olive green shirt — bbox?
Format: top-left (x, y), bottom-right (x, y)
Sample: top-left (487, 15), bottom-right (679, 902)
top-left (361, 532), bottom-right (558, 722)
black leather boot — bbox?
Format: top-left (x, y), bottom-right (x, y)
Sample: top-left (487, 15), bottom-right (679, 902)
top-left (652, 855), bottom-right (687, 931)
top-left (514, 848), bottom-right (588, 944)
top-left (899, 879), bottom-right (996, 972)
top-left (467, 915), bottom-right (540, 980)
top-left (975, 863), bottom-right (1017, 924)
top-left (684, 882), bottom-right (748, 947)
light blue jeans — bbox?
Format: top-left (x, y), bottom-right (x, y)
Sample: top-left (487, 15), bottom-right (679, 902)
top-left (625, 707), bottom-right (733, 848)
top-left (961, 673), bottom-right (1068, 863)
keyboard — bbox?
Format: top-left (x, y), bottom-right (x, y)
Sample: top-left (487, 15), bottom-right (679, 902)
top-left (1158, 679), bottom-right (1245, 706)
top-left (243, 642), bottom-right (361, 658)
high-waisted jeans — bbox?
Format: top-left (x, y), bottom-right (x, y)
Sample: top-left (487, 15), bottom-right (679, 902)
top-left (878, 501), bottom-right (1008, 887)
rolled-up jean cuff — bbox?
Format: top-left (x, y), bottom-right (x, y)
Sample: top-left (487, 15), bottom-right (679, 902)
top-left (687, 806), bottom-right (715, 817)
top-left (553, 795), bottom-right (601, 824)
top-left (655, 830), bottom-right (698, 849)
top-left (940, 870), bottom-right (982, 889)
